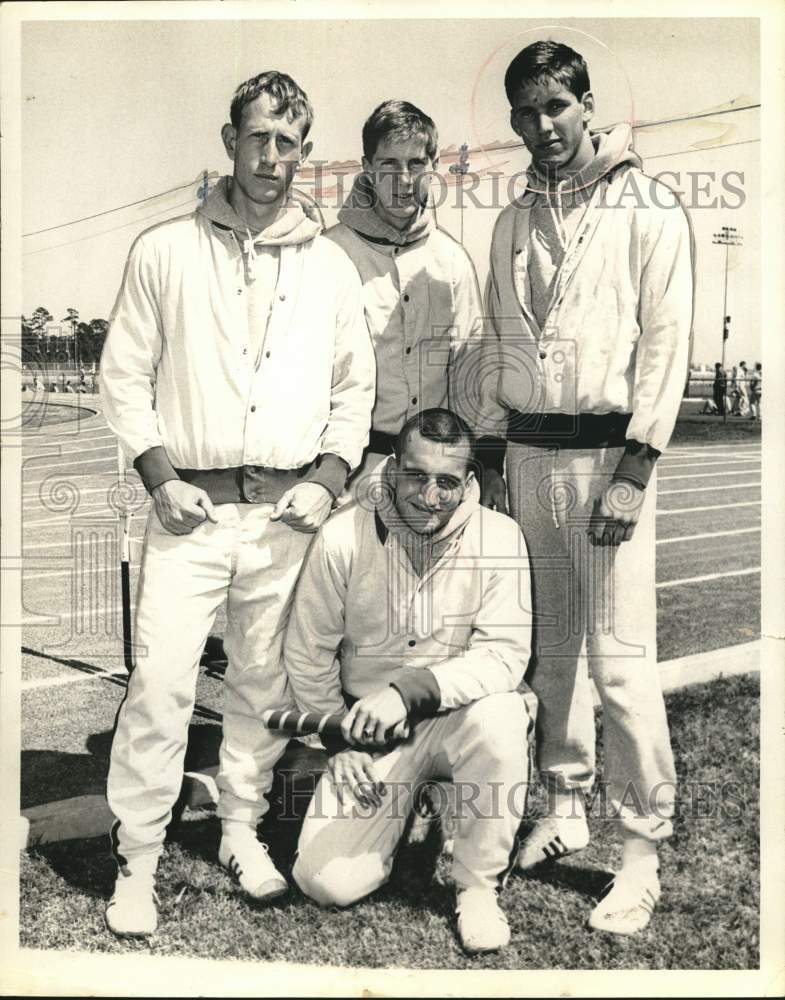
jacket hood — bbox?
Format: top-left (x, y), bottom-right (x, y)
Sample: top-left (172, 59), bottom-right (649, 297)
top-left (525, 123), bottom-right (642, 198)
top-left (198, 175), bottom-right (322, 246)
top-left (337, 172), bottom-right (433, 247)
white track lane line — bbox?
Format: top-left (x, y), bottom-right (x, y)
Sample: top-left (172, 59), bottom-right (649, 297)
top-left (23, 536), bottom-right (145, 552)
top-left (22, 669), bottom-right (128, 692)
top-left (23, 456), bottom-right (122, 475)
top-left (657, 567), bottom-right (760, 589)
top-left (23, 444), bottom-right (118, 458)
top-left (658, 470), bottom-right (762, 482)
top-left (659, 482), bottom-right (759, 496)
top-left (658, 500), bottom-right (761, 515)
top-left (658, 527), bottom-right (760, 545)
top-left (25, 431), bottom-right (116, 446)
top-left (665, 443), bottom-right (761, 451)
top-left (657, 459), bottom-right (761, 470)
top-left (22, 482), bottom-right (141, 500)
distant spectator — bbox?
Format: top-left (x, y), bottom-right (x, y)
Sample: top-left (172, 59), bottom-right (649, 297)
top-left (748, 362), bottom-right (762, 420)
top-left (49, 381), bottom-right (59, 393)
top-left (712, 362), bottom-right (727, 416)
top-left (65, 380), bottom-right (76, 393)
top-left (79, 366), bottom-right (86, 386)
top-left (33, 375), bottom-right (44, 392)
top-left (729, 366), bottom-right (741, 416)
top-left (701, 398), bottom-right (719, 415)
top-left (736, 361), bottom-right (750, 416)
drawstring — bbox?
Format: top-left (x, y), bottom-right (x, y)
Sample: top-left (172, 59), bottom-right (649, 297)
top-left (243, 228), bottom-right (258, 282)
top-left (229, 228), bottom-right (259, 283)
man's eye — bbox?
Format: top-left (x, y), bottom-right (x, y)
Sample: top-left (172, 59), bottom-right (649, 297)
top-left (437, 478), bottom-right (459, 490)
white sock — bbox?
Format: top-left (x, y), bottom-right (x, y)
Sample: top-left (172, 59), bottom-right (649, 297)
top-left (221, 820), bottom-right (259, 843)
top-left (619, 835), bottom-right (659, 876)
top-left (550, 788), bottom-right (587, 823)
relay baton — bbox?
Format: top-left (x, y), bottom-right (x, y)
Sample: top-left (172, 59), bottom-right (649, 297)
top-left (262, 709), bottom-right (410, 743)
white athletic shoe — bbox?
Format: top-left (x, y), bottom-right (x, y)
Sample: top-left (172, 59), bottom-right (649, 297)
top-left (516, 815), bottom-right (590, 870)
top-left (588, 865), bottom-right (661, 935)
top-left (219, 831), bottom-right (288, 901)
top-left (456, 887), bottom-right (511, 954)
top-left (105, 866), bottom-right (159, 937)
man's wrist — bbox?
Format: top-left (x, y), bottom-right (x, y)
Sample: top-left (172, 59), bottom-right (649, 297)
top-left (612, 440), bottom-right (661, 490)
top-left (134, 446), bottom-right (180, 495)
top-left (306, 453), bottom-right (350, 499)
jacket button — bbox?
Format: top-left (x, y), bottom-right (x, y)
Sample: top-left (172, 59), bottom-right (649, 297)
top-left (403, 294), bottom-right (410, 302)
top-left (408, 639), bottom-right (416, 647)
top-left (242, 348), bottom-right (248, 355)
top-left (250, 405), bottom-right (256, 413)
top-left (237, 289), bottom-right (243, 295)
top-left (265, 351), bottom-right (271, 358)
top-left (279, 293), bottom-right (286, 301)
top-left (539, 351), bottom-right (547, 360)
top-left (411, 397), bottom-right (417, 405)
top-left (405, 346), bottom-right (411, 355)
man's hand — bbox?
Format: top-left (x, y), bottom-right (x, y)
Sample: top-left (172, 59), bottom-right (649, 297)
top-left (480, 468), bottom-right (508, 514)
top-left (587, 480), bottom-right (645, 547)
top-left (270, 482), bottom-right (333, 533)
top-left (341, 688), bottom-right (408, 747)
top-left (328, 749), bottom-right (385, 808)
top-left (152, 480), bottom-right (218, 535)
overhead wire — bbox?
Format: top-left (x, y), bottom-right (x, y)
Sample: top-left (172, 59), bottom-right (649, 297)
top-left (22, 102), bottom-right (760, 244)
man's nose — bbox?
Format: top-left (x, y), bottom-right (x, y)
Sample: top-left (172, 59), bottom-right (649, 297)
top-left (536, 113), bottom-right (554, 134)
top-left (261, 138), bottom-right (279, 165)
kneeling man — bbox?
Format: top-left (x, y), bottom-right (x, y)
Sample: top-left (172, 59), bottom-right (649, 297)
top-left (282, 408), bottom-right (534, 953)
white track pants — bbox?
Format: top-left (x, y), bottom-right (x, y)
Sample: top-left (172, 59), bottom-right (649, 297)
top-left (107, 503), bottom-right (313, 863)
top-left (293, 692), bottom-right (531, 905)
top-left (506, 443), bottom-right (676, 841)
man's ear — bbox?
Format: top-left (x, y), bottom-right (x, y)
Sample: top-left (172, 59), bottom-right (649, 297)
top-left (299, 139), bottom-right (313, 167)
top-left (221, 123), bottom-right (237, 160)
top-left (464, 468), bottom-right (478, 494)
top-left (581, 91), bottom-right (595, 126)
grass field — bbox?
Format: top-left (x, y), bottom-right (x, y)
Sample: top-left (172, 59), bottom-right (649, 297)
top-left (19, 673), bottom-right (759, 969)
top-left (16, 397), bottom-right (762, 967)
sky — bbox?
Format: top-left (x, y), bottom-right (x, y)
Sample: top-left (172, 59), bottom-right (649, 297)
top-left (18, 12), bottom-right (760, 368)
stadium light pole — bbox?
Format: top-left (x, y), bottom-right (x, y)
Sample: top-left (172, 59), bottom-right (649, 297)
top-left (712, 225), bottom-right (743, 424)
top-left (448, 143), bottom-right (470, 245)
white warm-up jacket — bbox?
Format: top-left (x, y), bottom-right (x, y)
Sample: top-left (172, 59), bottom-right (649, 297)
top-left (101, 181), bottom-right (375, 478)
top-left (482, 126), bottom-right (694, 456)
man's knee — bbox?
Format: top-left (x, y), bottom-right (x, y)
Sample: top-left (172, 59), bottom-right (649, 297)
top-left (459, 692), bottom-right (531, 753)
top-left (292, 850), bottom-right (386, 908)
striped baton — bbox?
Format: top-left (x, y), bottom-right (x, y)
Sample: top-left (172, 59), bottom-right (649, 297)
top-left (262, 709), bottom-right (410, 743)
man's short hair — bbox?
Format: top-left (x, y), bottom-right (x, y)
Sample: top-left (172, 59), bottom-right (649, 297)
top-left (230, 71), bottom-right (314, 138)
top-left (395, 408), bottom-right (476, 468)
top-left (362, 100), bottom-right (439, 163)
top-left (504, 40), bottom-right (591, 104)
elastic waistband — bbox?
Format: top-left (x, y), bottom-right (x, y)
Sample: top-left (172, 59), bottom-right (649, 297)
top-left (367, 428), bottom-right (397, 456)
top-left (174, 463), bottom-right (314, 505)
top-left (507, 411), bottom-right (632, 449)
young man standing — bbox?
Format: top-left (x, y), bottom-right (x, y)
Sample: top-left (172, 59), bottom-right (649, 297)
top-left (325, 101), bottom-right (484, 490)
top-left (100, 71), bottom-right (374, 936)
top-left (283, 409), bottom-right (534, 954)
top-left (479, 41), bottom-right (693, 934)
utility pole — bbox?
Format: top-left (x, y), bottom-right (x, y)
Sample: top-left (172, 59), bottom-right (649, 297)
top-left (449, 143), bottom-right (471, 245)
top-left (712, 226), bottom-right (743, 424)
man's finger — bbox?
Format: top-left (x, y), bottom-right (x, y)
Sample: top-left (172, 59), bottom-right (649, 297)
top-left (270, 489), bottom-right (294, 521)
top-left (341, 704), bottom-right (360, 743)
top-left (197, 491), bottom-right (219, 524)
